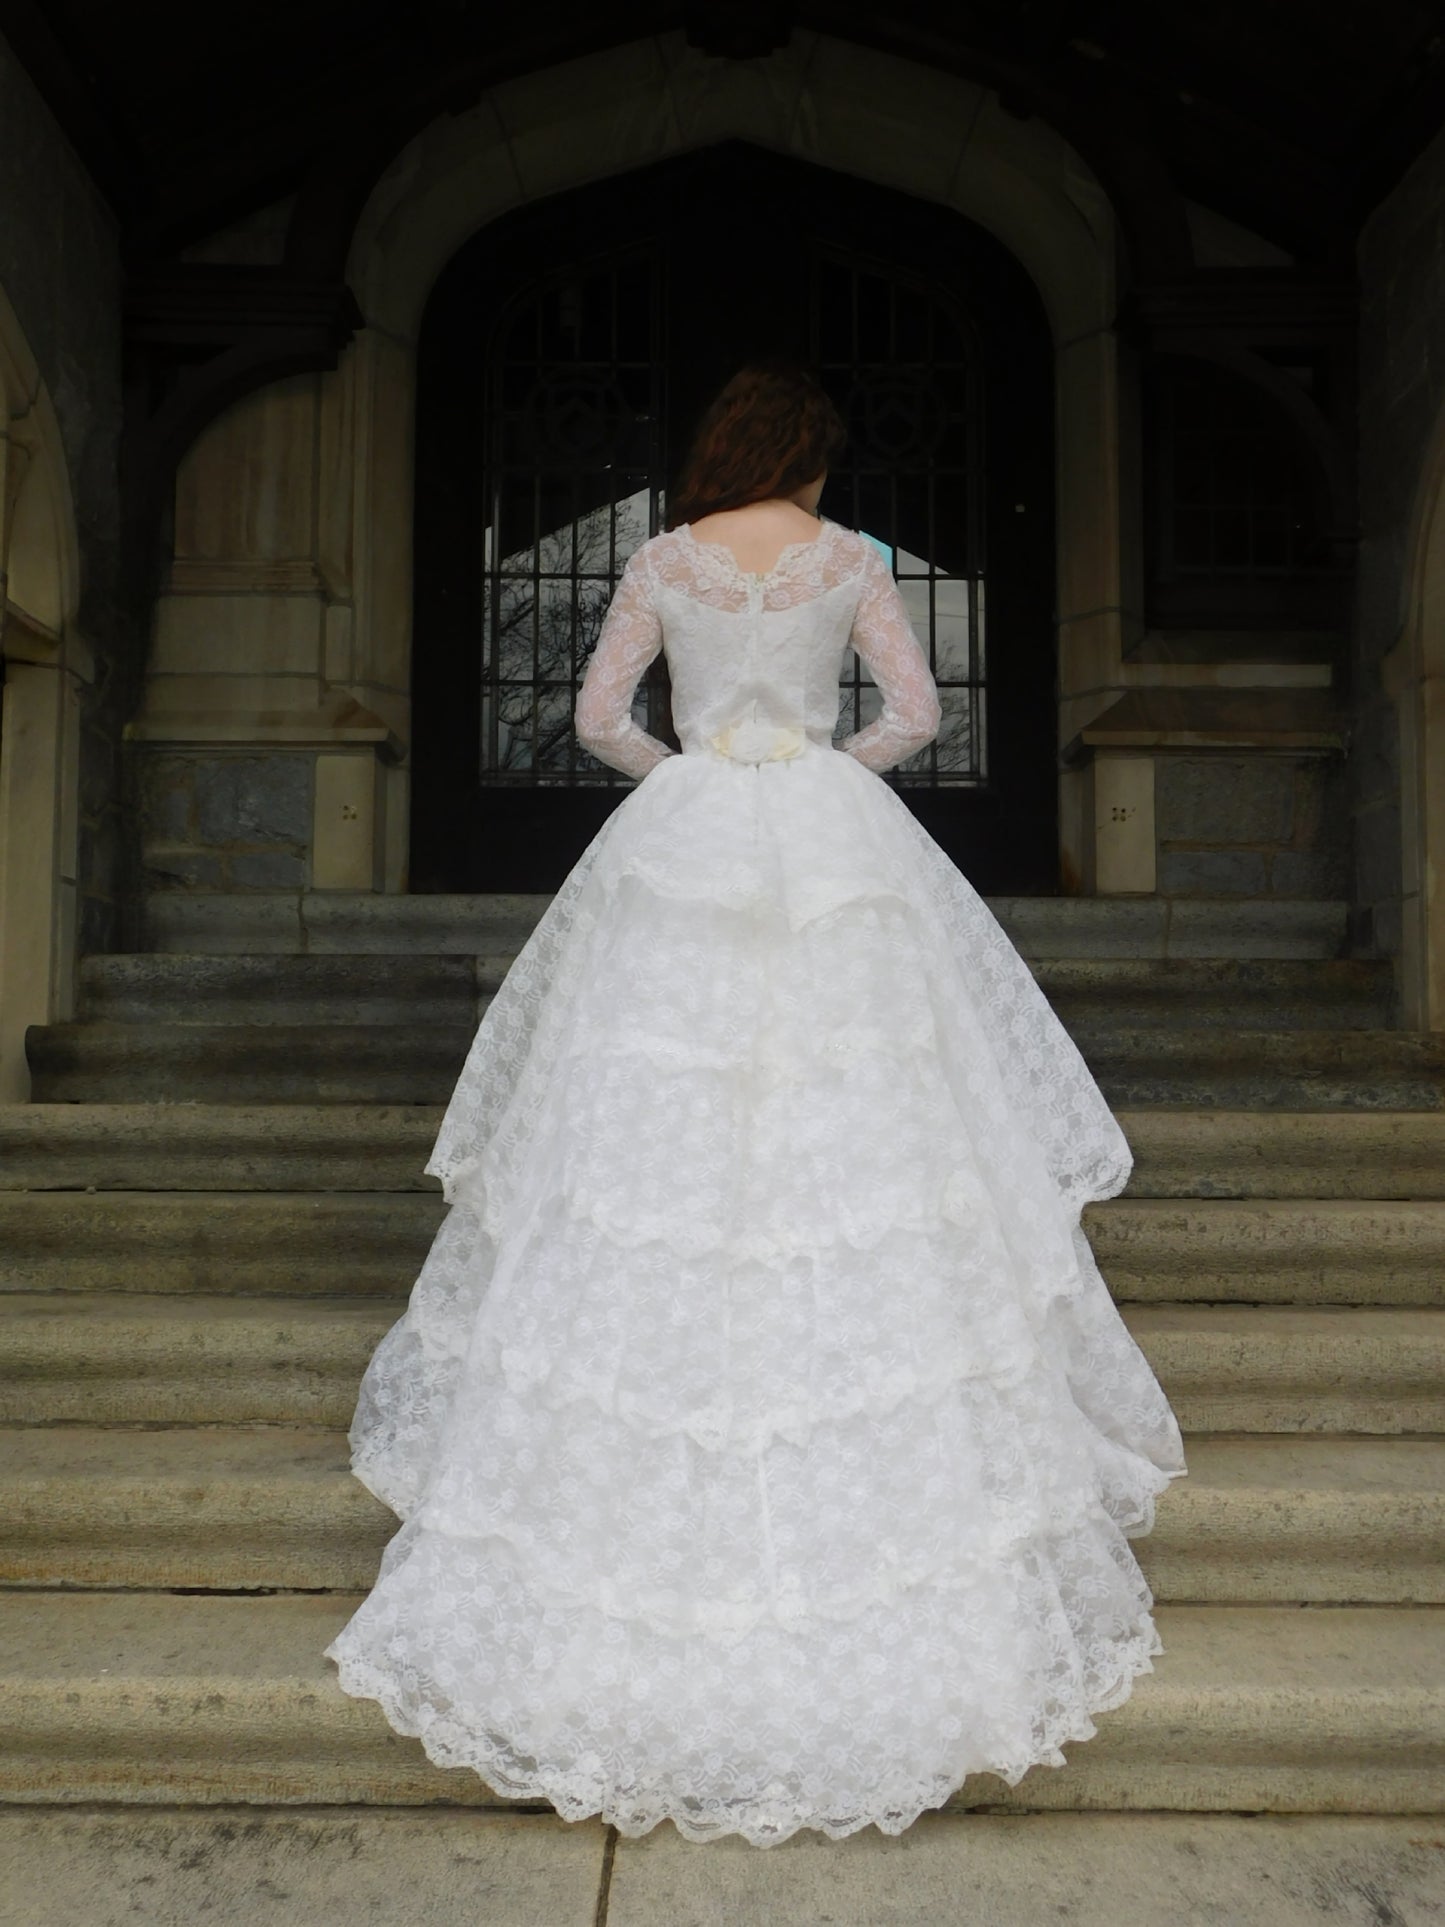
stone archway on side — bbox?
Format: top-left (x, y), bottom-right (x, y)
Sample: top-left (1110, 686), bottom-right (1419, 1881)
top-left (0, 280), bottom-right (84, 1100)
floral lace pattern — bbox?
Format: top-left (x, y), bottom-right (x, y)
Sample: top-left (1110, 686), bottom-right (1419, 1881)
top-left (327, 546), bottom-right (1187, 1848)
top-left (574, 522), bottom-right (943, 778)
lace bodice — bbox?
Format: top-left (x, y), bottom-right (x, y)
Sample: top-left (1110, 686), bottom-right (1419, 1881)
top-left (575, 521), bottom-right (943, 778)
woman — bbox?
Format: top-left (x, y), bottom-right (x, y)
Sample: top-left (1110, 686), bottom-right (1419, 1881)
top-left (325, 362), bottom-right (1187, 1847)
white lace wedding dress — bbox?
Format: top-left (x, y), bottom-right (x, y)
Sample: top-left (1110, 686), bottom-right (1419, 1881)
top-left (324, 517), bottom-right (1188, 1846)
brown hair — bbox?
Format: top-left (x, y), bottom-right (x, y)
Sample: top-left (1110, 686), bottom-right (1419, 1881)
top-left (664, 360), bottom-right (847, 530)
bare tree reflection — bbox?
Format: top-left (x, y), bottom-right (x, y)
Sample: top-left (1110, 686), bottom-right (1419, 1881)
top-left (484, 494), bottom-right (651, 774)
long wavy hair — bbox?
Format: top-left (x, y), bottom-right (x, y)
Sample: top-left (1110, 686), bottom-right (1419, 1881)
top-left (664, 361), bottom-right (847, 530)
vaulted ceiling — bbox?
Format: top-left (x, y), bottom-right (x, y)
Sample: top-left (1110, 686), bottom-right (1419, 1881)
top-left (4, 0), bottom-right (1444, 270)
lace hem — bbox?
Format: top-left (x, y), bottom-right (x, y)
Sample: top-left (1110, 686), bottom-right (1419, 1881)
top-left (325, 1596), bottom-right (1166, 1846)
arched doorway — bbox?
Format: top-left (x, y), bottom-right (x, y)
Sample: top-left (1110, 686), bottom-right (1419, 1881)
top-left (409, 143), bottom-right (1056, 894)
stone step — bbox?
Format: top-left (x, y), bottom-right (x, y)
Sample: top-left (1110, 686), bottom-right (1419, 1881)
top-left (0, 1105), bottom-right (441, 1192)
top-left (1035, 958), bottom-right (1393, 1032)
top-left (0, 1295), bottom-right (393, 1423)
top-left (77, 953), bottom-right (1394, 1031)
top-left (1088, 1199), bottom-right (1445, 1304)
top-left (24, 1023), bottom-right (1445, 1108)
top-left (2, 1429), bottom-right (1441, 1602)
top-left (0, 1194), bottom-right (443, 1293)
top-left (77, 954), bottom-right (509, 1028)
top-left (1082, 1031), bottom-right (1443, 1111)
top-left (1119, 1111), bottom-right (1445, 1201)
top-left (2, 1295), bottom-right (1441, 1432)
top-left (4, 1106), bottom-right (1445, 1200)
top-left (138, 891), bottom-right (1352, 962)
top-left (0, 1592), bottom-right (1438, 1809)
top-left (3, 1811), bottom-right (1442, 1927)
top-left (25, 1024), bottom-right (476, 1105)
top-left (4, 1191), bottom-right (1440, 1303)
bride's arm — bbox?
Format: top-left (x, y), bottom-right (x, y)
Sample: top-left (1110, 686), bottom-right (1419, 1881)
top-left (838, 541), bottom-right (943, 774)
top-left (575, 551), bottom-right (679, 779)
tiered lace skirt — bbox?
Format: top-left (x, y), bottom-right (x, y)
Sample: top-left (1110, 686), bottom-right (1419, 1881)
top-left (324, 741), bottom-right (1187, 1846)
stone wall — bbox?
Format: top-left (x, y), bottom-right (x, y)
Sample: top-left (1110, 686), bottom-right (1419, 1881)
top-left (0, 28), bottom-right (123, 949)
top-left (139, 753), bottom-right (315, 895)
top-left (1355, 119), bottom-right (1445, 958)
top-left (1156, 755), bottom-right (1350, 900)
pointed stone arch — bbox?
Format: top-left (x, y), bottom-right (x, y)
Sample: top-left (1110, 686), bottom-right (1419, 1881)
top-left (140, 30), bottom-right (1135, 892)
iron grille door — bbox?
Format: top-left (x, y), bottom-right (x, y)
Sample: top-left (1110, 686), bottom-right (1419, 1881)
top-left (814, 245), bottom-right (988, 789)
top-left (411, 145), bottom-right (1056, 893)
top-left (479, 249), bottom-right (670, 784)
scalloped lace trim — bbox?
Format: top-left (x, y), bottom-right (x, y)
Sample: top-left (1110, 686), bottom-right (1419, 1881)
top-left (326, 1611), bottom-right (1166, 1846)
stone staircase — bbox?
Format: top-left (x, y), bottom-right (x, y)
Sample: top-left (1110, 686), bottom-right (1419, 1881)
top-left (1, 894), bottom-right (1443, 1817)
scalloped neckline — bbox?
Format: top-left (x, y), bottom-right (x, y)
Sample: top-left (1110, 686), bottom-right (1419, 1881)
top-left (681, 518), bottom-right (836, 581)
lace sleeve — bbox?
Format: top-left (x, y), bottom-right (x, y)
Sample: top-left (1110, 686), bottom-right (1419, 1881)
top-left (839, 541), bottom-right (943, 774)
top-left (575, 551), bottom-right (678, 780)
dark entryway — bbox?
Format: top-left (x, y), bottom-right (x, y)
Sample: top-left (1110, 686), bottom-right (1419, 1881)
top-left (410, 143), bottom-right (1057, 894)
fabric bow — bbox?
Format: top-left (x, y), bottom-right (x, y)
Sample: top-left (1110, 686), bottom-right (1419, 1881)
top-left (708, 719), bottom-right (807, 764)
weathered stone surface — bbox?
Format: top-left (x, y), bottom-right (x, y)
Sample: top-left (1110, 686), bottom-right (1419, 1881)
top-left (1, 1809), bottom-right (1440, 1927)
top-left (1116, 1111), bottom-right (1445, 1200)
top-left (0, 1192), bottom-right (442, 1292)
top-left (5, 1294), bottom-right (1439, 1430)
top-left (30, 1020), bottom-right (1442, 1109)
top-left (8, 1105), bottom-right (1444, 1197)
top-left (1092, 1199), bottom-right (1445, 1302)
top-left (4, 1192), bottom-right (1442, 1304)
top-left (25, 1021), bottom-right (477, 1104)
top-left (193, 755), bottom-right (311, 847)
top-left (1271, 849), bottom-right (1351, 897)
top-left (71, 951), bottom-right (1395, 1031)
top-left (606, 1813), bottom-right (1445, 1927)
top-left (0, 1810), bottom-right (606, 1926)
top-left (1157, 757), bottom-right (1295, 845)
top-left (1039, 957), bottom-right (1392, 1029)
top-left (76, 952), bottom-right (496, 1026)
top-left (138, 758), bottom-right (194, 844)
top-left (0, 1103), bottom-right (442, 1192)
top-left (138, 892), bottom-right (307, 953)
top-left (227, 850), bottom-right (306, 890)
top-left (135, 891), bottom-right (1354, 960)
top-left (1163, 897), bottom-right (1347, 959)
top-left (77, 891), bottom-right (114, 958)
top-left (142, 853), bottom-right (225, 892)
top-left (0, 1294), bottom-right (395, 1420)
top-left (1354, 797), bottom-right (1404, 911)
top-left (1159, 849), bottom-right (1269, 896)
top-left (0, 1594), bottom-right (1439, 1811)
top-left (1289, 759), bottom-right (1348, 858)
top-left (1127, 1304), bottom-right (1445, 1429)
top-left (5, 1426), bottom-right (1440, 1600)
